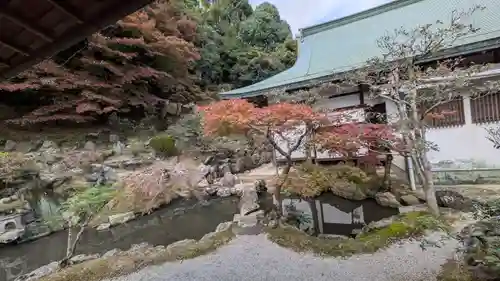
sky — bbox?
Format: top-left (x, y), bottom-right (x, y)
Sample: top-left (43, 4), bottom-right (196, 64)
top-left (248, 0), bottom-right (393, 36)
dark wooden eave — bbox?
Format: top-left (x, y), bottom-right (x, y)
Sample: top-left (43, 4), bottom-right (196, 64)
top-left (0, 0), bottom-right (155, 80)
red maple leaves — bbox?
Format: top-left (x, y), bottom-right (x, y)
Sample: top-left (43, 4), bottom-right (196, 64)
top-left (199, 99), bottom-right (401, 157)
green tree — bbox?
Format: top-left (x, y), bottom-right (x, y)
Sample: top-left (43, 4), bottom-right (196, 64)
top-left (193, 0), bottom-right (297, 90)
top-left (238, 3), bottom-right (291, 50)
top-left (59, 186), bottom-right (115, 267)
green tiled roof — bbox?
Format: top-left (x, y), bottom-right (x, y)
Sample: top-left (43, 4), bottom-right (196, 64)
top-left (220, 0), bottom-right (500, 99)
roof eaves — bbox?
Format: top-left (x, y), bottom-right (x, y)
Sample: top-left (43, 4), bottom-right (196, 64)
top-left (300, 0), bottom-right (424, 37)
top-left (220, 75), bottom-right (337, 99)
top-left (221, 22), bottom-right (500, 99)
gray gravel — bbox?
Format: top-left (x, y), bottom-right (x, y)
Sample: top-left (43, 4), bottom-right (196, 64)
top-left (105, 232), bottom-right (459, 281)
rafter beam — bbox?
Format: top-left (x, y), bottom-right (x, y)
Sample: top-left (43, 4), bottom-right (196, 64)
top-left (0, 8), bottom-right (53, 42)
top-left (0, 38), bottom-right (29, 56)
top-left (45, 0), bottom-right (84, 24)
top-left (0, 0), bottom-right (154, 80)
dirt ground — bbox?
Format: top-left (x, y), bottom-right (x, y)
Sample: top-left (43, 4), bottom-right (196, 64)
top-left (436, 184), bottom-right (500, 202)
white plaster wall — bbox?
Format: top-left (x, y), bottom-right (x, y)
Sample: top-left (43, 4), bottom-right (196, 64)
top-left (426, 96), bottom-right (500, 167)
top-left (275, 93), bottom-right (375, 161)
top-left (275, 89), bottom-right (500, 167)
top-left (314, 93), bottom-right (383, 111)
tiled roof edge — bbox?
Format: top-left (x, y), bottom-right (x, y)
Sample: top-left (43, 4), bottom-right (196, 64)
top-left (300, 0), bottom-right (424, 37)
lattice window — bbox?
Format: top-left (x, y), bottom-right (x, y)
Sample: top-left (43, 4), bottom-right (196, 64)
top-left (425, 96), bottom-right (465, 128)
top-left (471, 92), bottom-right (500, 124)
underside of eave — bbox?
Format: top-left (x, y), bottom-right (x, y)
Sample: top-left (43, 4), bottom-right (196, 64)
top-left (0, 0), bottom-right (154, 80)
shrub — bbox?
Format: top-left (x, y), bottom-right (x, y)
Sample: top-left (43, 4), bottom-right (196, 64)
top-left (149, 134), bottom-right (178, 156)
top-left (283, 163), bottom-right (372, 198)
top-left (0, 152), bottom-right (33, 182)
top-left (104, 159), bottom-right (204, 215)
top-left (267, 211), bottom-right (449, 257)
top-left (165, 113), bottom-right (205, 152)
top-left (129, 139), bottom-right (147, 157)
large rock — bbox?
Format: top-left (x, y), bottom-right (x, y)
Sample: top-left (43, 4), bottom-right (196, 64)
top-left (83, 141), bottom-right (97, 151)
top-left (215, 221), bottom-right (233, 232)
top-left (112, 141), bottom-right (125, 155)
top-left (216, 187), bottom-right (231, 197)
top-left (104, 157), bottom-right (153, 170)
top-left (14, 261), bottom-right (59, 281)
top-left (233, 210), bottom-right (264, 235)
top-left (400, 194), bottom-right (420, 206)
top-left (330, 182), bottom-right (368, 200)
top-left (40, 140), bottom-right (58, 150)
top-left (233, 156), bottom-right (254, 173)
top-left (163, 102), bottom-right (182, 116)
top-left (361, 216), bottom-right (396, 233)
top-left (375, 192), bottom-right (401, 208)
top-left (166, 239), bottom-right (197, 252)
top-left (3, 140), bottom-right (16, 151)
top-left (108, 212), bottom-right (135, 226)
top-left (435, 190), bottom-right (476, 211)
top-left (239, 185), bottom-right (259, 216)
top-left (86, 164), bottom-right (118, 185)
top-left (220, 172), bottom-right (236, 188)
top-left (69, 254), bottom-right (100, 264)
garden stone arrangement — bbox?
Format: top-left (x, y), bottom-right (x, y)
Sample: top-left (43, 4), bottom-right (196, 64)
top-left (1, 131), bottom-right (499, 281)
top-left (0, 132), bottom-right (272, 242)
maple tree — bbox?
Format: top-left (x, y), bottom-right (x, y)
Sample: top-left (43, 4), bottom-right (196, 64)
top-left (199, 98), bottom-right (396, 212)
top-left (0, 0), bottom-right (202, 127)
top-left (340, 5), bottom-right (500, 215)
top-left (0, 0), bottom-right (296, 128)
top-left (200, 99), bottom-right (318, 212)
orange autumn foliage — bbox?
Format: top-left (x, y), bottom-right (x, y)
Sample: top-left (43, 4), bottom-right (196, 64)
top-left (198, 99), bottom-right (322, 137)
top-left (199, 99), bottom-right (400, 158)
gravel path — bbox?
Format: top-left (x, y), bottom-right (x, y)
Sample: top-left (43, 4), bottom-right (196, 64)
top-left (106, 232), bottom-right (459, 281)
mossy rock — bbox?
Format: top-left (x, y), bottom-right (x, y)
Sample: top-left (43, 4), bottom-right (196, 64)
top-left (461, 219), bottom-right (500, 280)
top-left (38, 226), bottom-right (235, 281)
top-left (149, 134), bottom-right (178, 156)
top-left (437, 259), bottom-right (474, 281)
top-left (266, 211), bottom-right (450, 257)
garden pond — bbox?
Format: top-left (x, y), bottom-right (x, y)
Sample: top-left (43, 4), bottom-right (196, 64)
top-left (0, 196), bottom-right (239, 281)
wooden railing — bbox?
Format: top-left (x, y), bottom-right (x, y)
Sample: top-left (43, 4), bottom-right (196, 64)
top-left (425, 96), bottom-right (465, 128)
top-left (471, 92), bottom-right (500, 124)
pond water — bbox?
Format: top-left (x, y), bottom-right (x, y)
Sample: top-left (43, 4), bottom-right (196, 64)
top-left (283, 193), bottom-right (399, 237)
top-left (0, 197), bottom-right (238, 281)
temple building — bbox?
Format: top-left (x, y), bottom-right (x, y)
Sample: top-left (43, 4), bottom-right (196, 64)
top-left (219, 0), bottom-right (500, 175)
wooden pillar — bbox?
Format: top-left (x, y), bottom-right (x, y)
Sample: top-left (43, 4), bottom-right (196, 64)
top-left (358, 84), bottom-right (365, 106)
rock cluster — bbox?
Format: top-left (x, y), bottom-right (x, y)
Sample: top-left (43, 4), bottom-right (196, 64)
top-left (14, 220), bottom-right (235, 281)
top-left (0, 132), bottom-right (268, 241)
top-left (202, 142), bottom-right (273, 177)
top-left (328, 178), bottom-right (425, 209)
top-left (232, 181), bottom-right (267, 235)
top-left (461, 219), bottom-right (500, 280)
top-left (329, 179), bottom-right (478, 211)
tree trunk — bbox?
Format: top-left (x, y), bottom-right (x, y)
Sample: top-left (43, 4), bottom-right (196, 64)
top-left (407, 83), bottom-right (439, 216)
top-left (382, 154), bottom-right (393, 191)
top-left (60, 222), bottom-right (87, 268)
top-left (274, 162), bottom-right (292, 216)
top-left (420, 152), bottom-right (440, 216)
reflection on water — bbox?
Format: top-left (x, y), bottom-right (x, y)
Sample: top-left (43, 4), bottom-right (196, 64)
top-left (283, 193), bottom-right (399, 237)
top-left (0, 197), bottom-right (238, 281)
